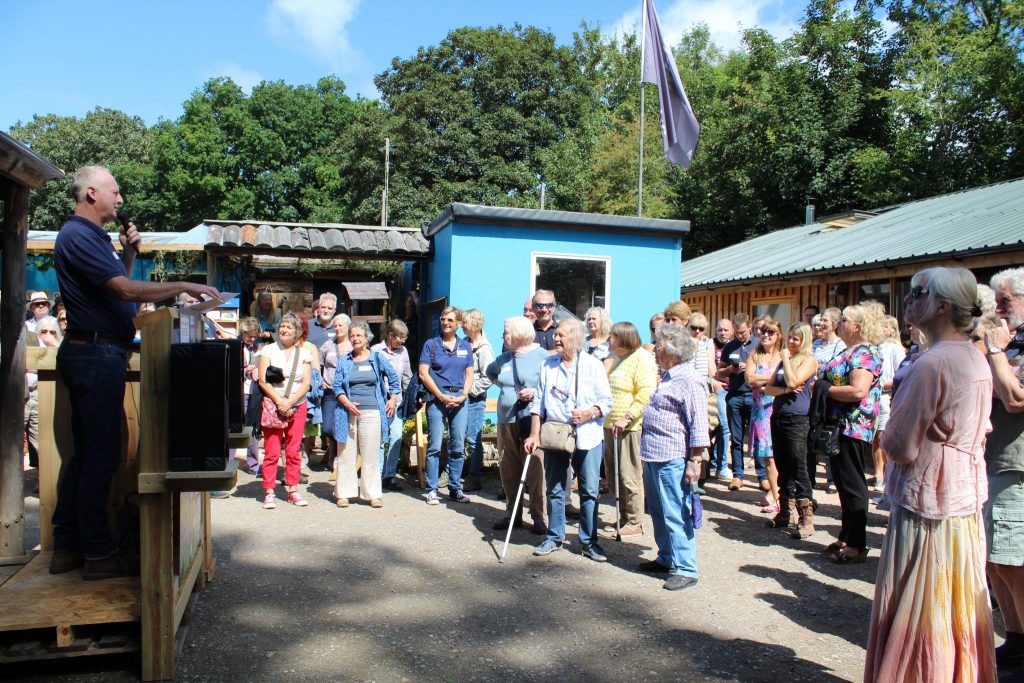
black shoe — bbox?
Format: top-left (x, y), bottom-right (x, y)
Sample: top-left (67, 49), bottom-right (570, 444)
top-left (530, 520), bottom-right (548, 536)
top-left (299, 473), bottom-right (309, 484)
top-left (49, 549), bottom-right (84, 574)
top-left (495, 490), bottom-right (506, 501)
top-left (82, 550), bottom-right (139, 581)
top-left (463, 476), bottom-right (482, 492)
top-left (663, 575), bottom-right (698, 591)
top-left (384, 477), bottom-right (404, 492)
top-left (637, 559), bottom-right (671, 574)
top-left (493, 517), bottom-right (523, 531)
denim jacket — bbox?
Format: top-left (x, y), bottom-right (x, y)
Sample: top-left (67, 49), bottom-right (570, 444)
top-left (332, 350), bottom-right (400, 443)
top-left (306, 367), bottom-right (324, 425)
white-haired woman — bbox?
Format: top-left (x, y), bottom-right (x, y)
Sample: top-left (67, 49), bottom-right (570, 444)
top-left (332, 320), bottom-right (400, 508)
top-left (871, 315), bottom-right (906, 493)
top-left (584, 306), bottom-right (613, 362)
top-left (525, 319), bottom-right (612, 560)
top-left (462, 309), bottom-right (494, 492)
top-left (257, 312), bottom-right (312, 508)
top-left (320, 313), bottom-right (353, 475)
top-left (865, 267), bottom-right (995, 682)
top-left (636, 324), bottom-right (709, 591)
top-left (819, 302), bottom-right (885, 563)
top-left (25, 317), bottom-right (62, 468)
top-left (486, 316), bottom-right (550, 534)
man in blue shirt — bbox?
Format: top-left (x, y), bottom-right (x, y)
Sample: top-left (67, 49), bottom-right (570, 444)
top-left (307, 292), bottom-right (337, 348)
top-left (50, 166), bottom-right (218, 580)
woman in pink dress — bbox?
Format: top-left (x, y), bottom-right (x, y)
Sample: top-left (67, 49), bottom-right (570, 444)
top-left (746, 316), bottom-right (783, 513)
top-left (864, 266), bottom-right (995, 683)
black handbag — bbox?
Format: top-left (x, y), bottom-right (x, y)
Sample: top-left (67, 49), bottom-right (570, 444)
top-left (511, 355), bottom-right (534, 439)
top-left (265, 365), bottom-right (285, 384)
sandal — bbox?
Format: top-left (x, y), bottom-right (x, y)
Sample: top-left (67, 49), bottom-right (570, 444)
top-left (829, 548), bottom-right (866, 564)
top-left (825, 540), bottom-right (847, 553)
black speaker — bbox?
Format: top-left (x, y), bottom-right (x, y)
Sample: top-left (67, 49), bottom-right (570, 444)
top-left (203, 338), bottom-right (244, 433)
top-left (168, 342), bottom-right (228, 471)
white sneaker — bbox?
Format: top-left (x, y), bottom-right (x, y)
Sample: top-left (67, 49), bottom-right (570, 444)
top-left (263, 491), bottom-right (277, 509)
top-left (426, 491), bottom-right (439, 506)
top-left (717, 468), bottom-right (733, 481)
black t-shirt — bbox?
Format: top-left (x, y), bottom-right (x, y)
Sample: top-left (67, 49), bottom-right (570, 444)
top-left (54, 215), bottom-right (138, 343)
top-left (534, 323), bottom-right (556, 351)
top-left (720, 336), bottom-right (758, 394)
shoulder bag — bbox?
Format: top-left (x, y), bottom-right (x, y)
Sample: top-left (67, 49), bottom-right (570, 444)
top-left (510, 355), bottom-right (534, 439)
top-left (261, 345), bottom-right (302, 430)
top-left (539, 355), bottom-right (579, 453)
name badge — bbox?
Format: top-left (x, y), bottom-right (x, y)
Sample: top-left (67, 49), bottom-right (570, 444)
top-left (729, 352), bottom-right (740, 362)
top-left (457, 349), bottom-right (468, 357)
top-left (359, 365), bottom-right (372, 371)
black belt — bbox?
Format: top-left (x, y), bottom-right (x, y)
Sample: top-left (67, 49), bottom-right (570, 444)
top-left (65, 330), bottom-right (130, 348)
top-left (441, 386), bottom-right (463, 393)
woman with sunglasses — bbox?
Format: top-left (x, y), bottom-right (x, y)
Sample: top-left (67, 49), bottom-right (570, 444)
top-left (818, 302), bottom-right (885, 563)
top-left (865, 268), bottom-right (994, 682)
top-left (745, 316), bottom-right (783, 513)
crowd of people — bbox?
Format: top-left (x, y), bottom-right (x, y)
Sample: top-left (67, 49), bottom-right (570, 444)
top-left (21, 167), bottom-right (1024, 681)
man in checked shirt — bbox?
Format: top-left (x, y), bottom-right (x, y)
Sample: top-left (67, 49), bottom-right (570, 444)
top-left (636, 324), bottom-right (710, 591)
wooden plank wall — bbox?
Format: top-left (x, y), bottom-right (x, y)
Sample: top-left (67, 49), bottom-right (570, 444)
top-left (684, 283), bottom-right (831, 327)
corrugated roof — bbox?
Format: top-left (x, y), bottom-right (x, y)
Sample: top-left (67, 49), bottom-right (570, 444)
top-left (426, 203), bottom-right (690, 237)
top-left (203, 220), bottom-right (429, 259)
top-left (343, 282), bottom-right (389, 300)
top-left (0, 131), bottom-right (65, 189)
top-left (682, 178), bottom-right (1024, 289)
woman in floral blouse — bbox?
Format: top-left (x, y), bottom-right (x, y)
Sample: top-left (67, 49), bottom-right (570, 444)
top-left (818, 301), bottom-right (885, 564)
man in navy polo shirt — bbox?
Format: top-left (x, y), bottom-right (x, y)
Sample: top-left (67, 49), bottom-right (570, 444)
top-left (532, 289), bottom-right (558, 352)
top-left (307, 292), bottom-right (337, 348)
top-left (50, 166), bottom-right (218, 580)
top-left (418, 306), bottom-right (475, 504)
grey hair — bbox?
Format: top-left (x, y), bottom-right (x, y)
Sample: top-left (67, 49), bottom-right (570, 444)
top-left (991, 268), bottom-right (1024, 298)
top-left (319, 292), bottom-right (338, 306)
top-left (557, 318), bottom-right (585, 351)
top-left (976, 284), bottom-right (996, 314)
top-left (70, 165), bottom-right (112, 202)
top-left (585, 306), bottom-right (611, 336)
top-left (386, 319), bottom-right (409, 337)
top-left (506, 316), bottom-right (536, 347)
top-left (532, 289), bottom-right (556, 304)
top-left (35, 316), bottom-right (62, 341)
top-left (656, 324), bottom-right (695, 363)
top-left (912, 266), bottom-right (980, 331)
top-left (331, 313), bottom-right (351, 327)
top-left (279, 312), bottom-right (301, 332)
top-left (349, 319), bottom-right (374, 342)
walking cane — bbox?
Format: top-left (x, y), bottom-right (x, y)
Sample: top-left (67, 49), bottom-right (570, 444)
top-left (613, 434), bottom-right (622, 542)
top-left (499, 452), bottom-right (533, 563)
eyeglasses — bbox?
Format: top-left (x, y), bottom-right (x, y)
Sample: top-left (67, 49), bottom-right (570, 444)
top-left (533, 302), bottom-right (555, 310)
top-left (39, 329), bottom-right (57, 335)
top-left (910, 285), bottom-right (929, 299)
top-left (440, 317), bottom-right (458, 323)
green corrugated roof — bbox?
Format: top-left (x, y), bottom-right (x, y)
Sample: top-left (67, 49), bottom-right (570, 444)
top-left (681, 177), bottom-right (1024, 289)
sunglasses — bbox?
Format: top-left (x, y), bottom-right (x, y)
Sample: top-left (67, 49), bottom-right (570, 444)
top-left (690, 325), bottom-right (705, 332)
top-left (31, 301), bottom-right (49, 307)
top-left (533, 302), bottom-right (555, 310)
top-left (39, 329), bottom-right (57, 335)
top-left (440, 317), bottom-right (458, 323)
top-left (758, 328), bottom-right (779, 336)
top-left (909, 285), bottom-right (929, 299)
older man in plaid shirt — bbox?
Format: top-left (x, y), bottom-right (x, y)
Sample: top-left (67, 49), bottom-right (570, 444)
top-left (638, 324), bottom-right (710, 591)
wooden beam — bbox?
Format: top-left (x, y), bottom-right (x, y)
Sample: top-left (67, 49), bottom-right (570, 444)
top-left (0, 180), bottom-right (29, 560)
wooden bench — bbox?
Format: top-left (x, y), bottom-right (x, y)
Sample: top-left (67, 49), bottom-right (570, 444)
top-left (411, 398), bottom-right (499, 488)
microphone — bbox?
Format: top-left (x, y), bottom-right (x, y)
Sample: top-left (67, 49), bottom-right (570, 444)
top-left (116, 209), bottom-right (140, 254)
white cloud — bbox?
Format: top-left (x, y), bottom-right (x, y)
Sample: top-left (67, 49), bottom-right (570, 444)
top-left (210, 63), bottom-right (264, 92)
top-left (613, 0), bottom-right (799, 54)
top-left (268, 0), bottom-right (362, 69)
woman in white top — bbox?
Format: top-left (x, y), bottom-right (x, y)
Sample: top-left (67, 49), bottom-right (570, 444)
top-left (257, 313), bottom-right (312, 509)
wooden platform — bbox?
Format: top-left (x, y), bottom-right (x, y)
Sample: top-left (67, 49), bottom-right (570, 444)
top-left (0, 552), bottom-right (140, 662)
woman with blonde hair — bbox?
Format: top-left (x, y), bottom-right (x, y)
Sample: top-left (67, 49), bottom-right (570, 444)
top-left (819, 301), bottom-right (885, 563)
top-left (462, 308), bottom-right (494, 492)
top-left (250, 289), bottom-right (281, 343)
top-left (865, 267), bottom-right (995, 681)
top-left (764, 323), bottom-right (818, 537)
top-left (745, 316), bottom-right (784, 513)
top-left (584, 306), bottom-right (613, 362)
top-left (871, 315), bottom-right (906, 492)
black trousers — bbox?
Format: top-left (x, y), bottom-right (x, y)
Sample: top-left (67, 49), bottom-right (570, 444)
top-left (771, 413), bottom-right (811, 501)
top-left (829, 435), bottom-right (870, 550)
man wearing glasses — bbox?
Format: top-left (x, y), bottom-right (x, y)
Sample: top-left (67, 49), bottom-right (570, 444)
top-left (26, 291), bottom-right (57, 334)
top-left (532, 290), bottom-right (558, 352)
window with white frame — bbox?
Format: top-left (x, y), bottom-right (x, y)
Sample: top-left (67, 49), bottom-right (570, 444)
top-left (532, 253), bottom-right (610, 320)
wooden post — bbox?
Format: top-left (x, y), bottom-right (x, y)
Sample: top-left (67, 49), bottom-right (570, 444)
top-left (206, 251), bottom-right (216, 288)
top-left (0, 179), bottom-right (30, 562)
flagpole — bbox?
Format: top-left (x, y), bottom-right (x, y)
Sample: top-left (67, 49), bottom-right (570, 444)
top-left (637, 0), bottom-right (647, 217)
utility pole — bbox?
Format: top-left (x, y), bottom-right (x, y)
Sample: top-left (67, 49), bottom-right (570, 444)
top-left (381, 137), bottom-right (390, 227)
top-left (539, 182), bottom-right (546, 210)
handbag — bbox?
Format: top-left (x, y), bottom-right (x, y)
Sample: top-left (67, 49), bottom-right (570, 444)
top-left (538, 355), bottom-right (579, 453)
top-left (265, 365), bottom-right (285, 384)
top-left (510, 355), bottom-right (534, 439)
top-left (260, 345), bottom-right (302, 430)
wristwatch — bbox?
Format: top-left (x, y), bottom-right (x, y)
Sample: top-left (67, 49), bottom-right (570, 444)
top-left (989, 346), bottom-right (1005, 356)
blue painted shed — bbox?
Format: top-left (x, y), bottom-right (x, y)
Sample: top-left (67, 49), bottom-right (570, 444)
top-left (423, 203), bottom-right (690, 355)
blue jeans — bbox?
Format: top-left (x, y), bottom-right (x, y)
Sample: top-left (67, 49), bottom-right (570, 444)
top-left (726, 392), bottom-right (766, 481)
top-left (644, 459), bottom-right (698, 576)
top-left (713, 390), bottom-right (730, 472)
top-left (53, 340), bottom-right (129, 560)
top-left (380, 412), bottom-right (403, 479)
top-left (425, 392), bottom-right (468, 494)
top-left (545, 444), bottom-right (601, 547)
top-left (465, 394), bottom-right (486, 477)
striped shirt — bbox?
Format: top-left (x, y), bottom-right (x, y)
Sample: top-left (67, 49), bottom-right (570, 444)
top-left (640, 362), bottom-right (711, 462)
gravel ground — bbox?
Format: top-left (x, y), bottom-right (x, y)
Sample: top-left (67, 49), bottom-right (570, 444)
top-left (9, 461), bottom-right (887, 682)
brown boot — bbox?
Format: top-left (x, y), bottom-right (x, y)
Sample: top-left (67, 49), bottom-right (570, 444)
top-left (792, 499), bottom-right (815, 539)
top-left (766, 497), bottom-right (793, 528)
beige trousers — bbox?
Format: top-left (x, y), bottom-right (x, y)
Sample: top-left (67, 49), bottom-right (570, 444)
top-left (336, 411), bottom-right (383, 501)
top-left (497, 423), bottom-right (546, 524)
top-left (604, 428), bottom-right (645, 525)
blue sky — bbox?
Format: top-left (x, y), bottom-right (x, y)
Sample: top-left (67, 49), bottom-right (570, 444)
top-left (3, 0), bottom-right (805, 131)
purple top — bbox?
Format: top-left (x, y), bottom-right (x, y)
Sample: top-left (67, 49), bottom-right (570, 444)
top-left (640, 362), bottom-right (711, 462)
